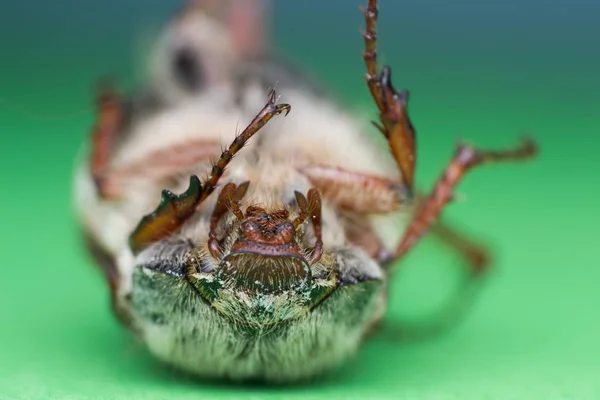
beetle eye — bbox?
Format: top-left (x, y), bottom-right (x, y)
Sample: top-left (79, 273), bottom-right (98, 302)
top-left (173, 47), bottom-right (203, 91)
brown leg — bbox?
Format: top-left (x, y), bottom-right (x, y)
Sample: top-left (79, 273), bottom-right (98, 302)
top-left (345, 213), bottom-right (391, 261)
top-left (292, 190), bottom-right (324, 264)
top-left (100, 139), bottom-right (222, 199)
top-left (90, 83), bottom-right (123, 198)
top-left (89, 83), bottom-right (222, 199)
top-left (360, 0), bottom-right (538, 264)
top-left (299, 164), bottom-right (410, 262)
top-left (300, 161), bottom-right (493, 267)
top-left (393, 140), bottom-right (537, 267)
top-left (430, 220), bottom-right (490, 274)
top-left (201, 90), bottom-right (290, 198)
top-left (299, 165), bottom-right (410, 213)
top-left (362, 0), bottom-right (417, 191)
top-left (378, 141), bottom-right (536, 341)
top-left (129, 89), bottom-right (290, 254)
top-left (302, 190), bottom-right (324, 264)
top-left (358, 0), bottom-right (538, 339)
top-left (208, 181), bottom-right (250, 258)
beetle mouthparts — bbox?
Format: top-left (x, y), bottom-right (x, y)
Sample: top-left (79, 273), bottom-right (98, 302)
top-left (219, 252), bottom-right (311, 293)
top-left (214, 205), bottom-right (318, 293)
top-left (226, 206), bottom-right (310, 261)
top-left (208, 183), bottom-right (324, 264)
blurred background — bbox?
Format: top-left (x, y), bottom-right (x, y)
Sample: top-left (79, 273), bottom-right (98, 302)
top-left (0, 0), bottom-right (598, 399)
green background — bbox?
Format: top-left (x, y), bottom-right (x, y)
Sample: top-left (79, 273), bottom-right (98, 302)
top-left (1, 0), bottom-right (599, 398)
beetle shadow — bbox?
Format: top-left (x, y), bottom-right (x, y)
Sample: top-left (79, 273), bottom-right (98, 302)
top-left (374, 277), bottom-right (487, 345)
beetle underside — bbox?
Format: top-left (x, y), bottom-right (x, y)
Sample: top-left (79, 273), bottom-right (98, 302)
top-left (75, 0), bottom-right (537, 383)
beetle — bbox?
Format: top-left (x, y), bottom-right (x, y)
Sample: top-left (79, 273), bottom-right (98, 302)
top-left (73, 0), bottom-right (537, 383)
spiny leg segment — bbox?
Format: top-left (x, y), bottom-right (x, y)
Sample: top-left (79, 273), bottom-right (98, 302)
top-left (200, 90), bottom-right (291, 200)
top-left (362, 0), bottom-right (416, 191)
top-left (129, 89), bottom-right (291, 254)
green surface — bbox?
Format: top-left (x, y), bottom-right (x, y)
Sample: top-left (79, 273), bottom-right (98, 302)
top-left (1, 0), bottom-right (599, 399)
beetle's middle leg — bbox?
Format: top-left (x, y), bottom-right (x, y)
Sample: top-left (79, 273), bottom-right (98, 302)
top-left (89, 83), bottom-right (222, 199)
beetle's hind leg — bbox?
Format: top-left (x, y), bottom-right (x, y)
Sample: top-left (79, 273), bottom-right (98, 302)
top-left (380, 141), bottom-right (536, 340)
top-left (394, 141), bottom-right (537, 264)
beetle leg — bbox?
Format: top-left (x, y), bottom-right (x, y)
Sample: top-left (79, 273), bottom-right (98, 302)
top-left (90, 83), bottom-right (124, 198)
top-left (293, 189), bottom-right (324, 264)
top-left (377, 142), bottom-right (536, 341)
top-left (208, 181), bottom-right (250, 258)
top-left (344, 213), bottom-right (392, 262)
top-left (393, 140), bottom-right (537, 267)
top-left (299, 164), bottom-right (492, 266)
top-left (129, 175), bottom-right (203, 254)
top-left (292, 191), bottom-right (310, 228)
top-left (382, 218), bottom-right (492, 341)
top-left (307, 189), bottom-right (324, 264)
top-left (362, 0), bottom-right (417, 191)
top-left (201, 89), bottom-right (290, 198)
top-left (99, 139), bottom-right (222, 199)
top-left (89, 83), bottom-right (222, 199)
top-left (299, 165), bottom-right (410, 213)
top-left (429, 220), bottom-right (490, 274)
top-left (129, 89), bottom-right (290, 254)
top-left (298, 165), bottom-right (409, 262)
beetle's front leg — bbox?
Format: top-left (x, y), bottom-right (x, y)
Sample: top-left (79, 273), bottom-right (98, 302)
top-left (129, 89), bottom-right (291, 254)
top-left (362, 0), bottom-right (416, 191)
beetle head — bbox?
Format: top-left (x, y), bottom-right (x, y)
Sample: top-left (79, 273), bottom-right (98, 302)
top-left (185, 183), bottom-right (336, 326)
top-left (219, 206), bottom-right (312, 294)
